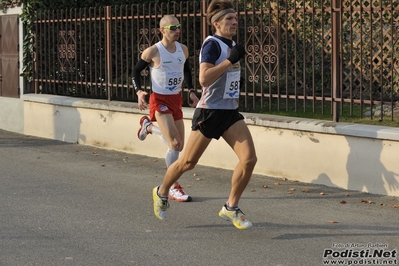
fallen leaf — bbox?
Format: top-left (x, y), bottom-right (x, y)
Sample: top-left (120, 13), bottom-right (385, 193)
top-left (391, 204), bottom-right (399, 209)
top-left (328, 220), bottom-right (338, 223)
top-left (360, 199), bottom-right (367, 203)
top-left (262, 185), bottom-right (268, 188)
top-left (320, 192), bottom-right (325, 195)
top-left (340, 200), bottom-right (347, 204)
top-left (368, 200), bottom-right (374, 204)
top-left (380, 203), bottom-right (386, 206)
top-left (281, 177), bottom-right (287, 181)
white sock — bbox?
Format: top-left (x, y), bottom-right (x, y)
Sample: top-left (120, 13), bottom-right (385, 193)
top-left (165, 148), bottom-right (179, 168)
top-left (151, 124), bottom-right (168, 145)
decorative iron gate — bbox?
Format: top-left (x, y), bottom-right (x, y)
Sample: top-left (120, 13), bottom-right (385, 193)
top-left (29, 0), bottom-right (399, 121)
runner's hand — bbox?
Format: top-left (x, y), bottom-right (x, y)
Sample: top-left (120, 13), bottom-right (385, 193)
top-left (189, 91), bottom-right (199, 108)
top-left (227, 44), bottom-right (246, 64)
top-left (136, 90), bottom-right (148, 111)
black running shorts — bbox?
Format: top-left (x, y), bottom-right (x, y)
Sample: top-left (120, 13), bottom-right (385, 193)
top-left (191, 108), bottom-right (244, 139)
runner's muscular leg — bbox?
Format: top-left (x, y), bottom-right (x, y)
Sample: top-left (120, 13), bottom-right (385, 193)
top-left (155, 112), bottom-right (186, 188)
top-left (222, 120), bottom-right (257, 207)
top-left (174, 119), bottom-right (185, 150)
top-left (158, 130), bottom-right (211, 196)
top-left (155, 112), bottom-right (183, 151)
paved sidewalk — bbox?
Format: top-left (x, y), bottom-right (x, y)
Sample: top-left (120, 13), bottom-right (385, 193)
top-left (0, 129), bottom-right (398, 266)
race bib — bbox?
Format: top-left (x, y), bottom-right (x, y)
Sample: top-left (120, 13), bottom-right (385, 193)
top-left (164, 71), bottom-right (183, 92)
top-left (224, 71), bottom-right (240, 99)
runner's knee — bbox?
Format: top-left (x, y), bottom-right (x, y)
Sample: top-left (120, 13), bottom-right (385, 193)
top-left (183, 159), bottom-right (197, 171)
top-left (241, 154), bottom-right (257, 169)
top-left (170, 138), bottom-right (183, 152)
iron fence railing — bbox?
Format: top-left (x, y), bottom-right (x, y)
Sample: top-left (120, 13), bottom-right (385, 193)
top-left (28, 0), bottom-right (399, 122)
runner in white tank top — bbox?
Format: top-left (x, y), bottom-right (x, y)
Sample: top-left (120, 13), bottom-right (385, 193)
top-left (150, 41), bottom-right (186, 95)
top-left (132, 15), bottom-right (199, 203)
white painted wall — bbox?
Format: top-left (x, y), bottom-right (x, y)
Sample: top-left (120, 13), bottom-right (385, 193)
top-left (14, 94), bottom-right (399, 197)
top-left (0, 97), bottom-right (23, 133)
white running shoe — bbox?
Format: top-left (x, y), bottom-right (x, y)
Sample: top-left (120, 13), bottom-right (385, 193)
top-left (168, 184), bottom-right (192, 202)
top-left (137, 116), bottom-right (152, 141)
top-left (219, 205), bottom-right (253, 229)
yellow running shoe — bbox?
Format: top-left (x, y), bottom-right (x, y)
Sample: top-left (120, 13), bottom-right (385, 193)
top-left (218, 206), bottom-right (253, 229)
top-left (152, 186), bottom-right (169, 220)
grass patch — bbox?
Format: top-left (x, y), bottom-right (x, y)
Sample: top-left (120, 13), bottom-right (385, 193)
top-left (246, 99), bottom-right (399, 128)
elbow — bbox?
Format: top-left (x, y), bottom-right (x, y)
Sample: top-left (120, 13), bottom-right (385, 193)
top-left (199, 77), bottom-right (207, 88)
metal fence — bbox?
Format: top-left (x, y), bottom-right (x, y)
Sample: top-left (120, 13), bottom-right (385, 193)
top-left (29, 0), bottom-right (399, 121)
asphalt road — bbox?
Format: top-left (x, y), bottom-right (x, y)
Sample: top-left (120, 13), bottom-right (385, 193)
top-left (1, 129), bottom-right (398, 266)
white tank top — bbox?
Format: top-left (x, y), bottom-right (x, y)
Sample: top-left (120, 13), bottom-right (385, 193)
top-left (149, 41), bottom-right (186, 95)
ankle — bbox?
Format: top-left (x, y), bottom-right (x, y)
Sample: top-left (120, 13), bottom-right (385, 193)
top-left (157, 186), bottom-right (168, 200)
top-left (146, 124), bottom-right (152, 134)
top-left (225, 202), bottom-right (239, 211)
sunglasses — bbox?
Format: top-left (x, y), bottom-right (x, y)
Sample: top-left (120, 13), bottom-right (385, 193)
top-left (163, 24), bottom-right (181, 31)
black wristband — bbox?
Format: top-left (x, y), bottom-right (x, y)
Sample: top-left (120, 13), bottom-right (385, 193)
top-left (184, 60), bottom-right (194, 89)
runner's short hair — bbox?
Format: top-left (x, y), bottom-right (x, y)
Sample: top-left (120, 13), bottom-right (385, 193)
top-left (206, 0), bottom-right (235, 32)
